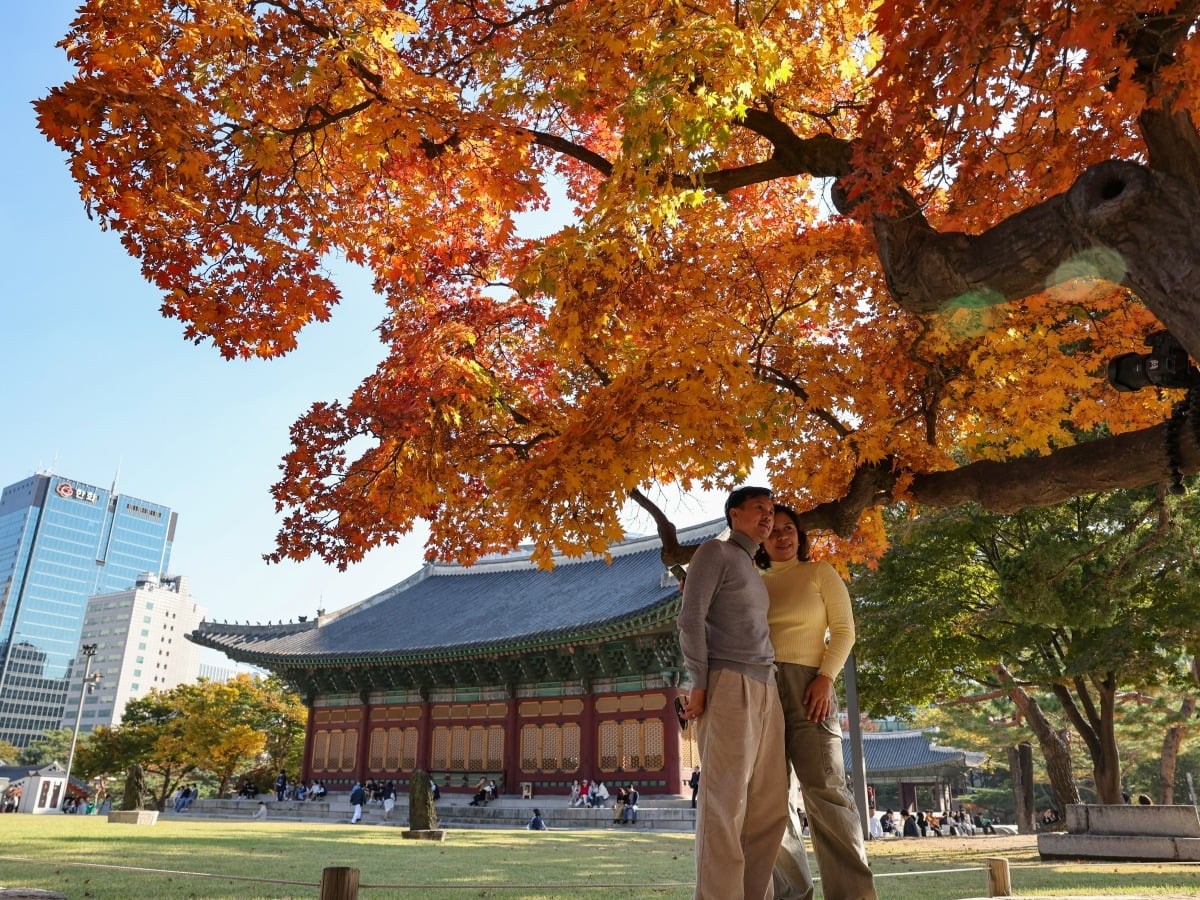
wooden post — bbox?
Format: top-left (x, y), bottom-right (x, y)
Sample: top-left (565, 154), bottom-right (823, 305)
top-left (985, 857), bottom-right (1012, 897)
top-left (320, 866), bottom-right (360, 900)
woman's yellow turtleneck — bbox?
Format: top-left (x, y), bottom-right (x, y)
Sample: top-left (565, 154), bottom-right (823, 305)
top-left (762, 557), bottom-right (855, 678)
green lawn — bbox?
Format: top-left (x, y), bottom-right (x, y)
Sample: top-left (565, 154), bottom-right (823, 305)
top-left (0, 816), bottom-right (1197, 899)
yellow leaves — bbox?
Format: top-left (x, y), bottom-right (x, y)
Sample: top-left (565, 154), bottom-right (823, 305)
top-left (38, 0), bottom-right (1194, 569)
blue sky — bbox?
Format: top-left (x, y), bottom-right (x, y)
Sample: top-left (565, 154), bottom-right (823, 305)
top-left (2, 5), bottom-right (729, 663)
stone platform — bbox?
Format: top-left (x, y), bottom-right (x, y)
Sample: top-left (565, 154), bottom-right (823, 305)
top-left (178, 794), bottom-right (697, 832)
top-left (1038, 803), bottom-right (1200, 861)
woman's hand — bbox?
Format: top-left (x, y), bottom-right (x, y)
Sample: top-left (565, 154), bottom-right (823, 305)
top-left (803, 673), bottom-right (835, 721)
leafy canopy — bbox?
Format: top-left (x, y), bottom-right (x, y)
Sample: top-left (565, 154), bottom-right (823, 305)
top-left (36, 1), bottom-right (1200, 565)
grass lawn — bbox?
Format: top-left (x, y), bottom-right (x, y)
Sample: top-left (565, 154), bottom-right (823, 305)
top-left (0, 816), bottom-right (1197, 899)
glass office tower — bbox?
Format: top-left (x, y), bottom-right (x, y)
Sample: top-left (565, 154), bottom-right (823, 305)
top-left (0, 473), bottom-right (177, 747)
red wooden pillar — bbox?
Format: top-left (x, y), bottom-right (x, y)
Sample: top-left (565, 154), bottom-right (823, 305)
top-left (354, 697), bottom-right (372, 784)
top-left (579, 688), bottom-right (597, 779)
top-left (663, 688), bottom-right (684, 794)
top-left (301, 697), bottom-right (317, 783)
top-left (504, 688), bottom-right (521, 794)
top-left (416, 693), bottom-right (433, 773)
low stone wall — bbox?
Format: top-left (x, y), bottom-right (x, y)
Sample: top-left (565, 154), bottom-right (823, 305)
top-left (183, 796), bottom-right (696, 832)
top-left (1038, 804), bottom-right (1200, 861)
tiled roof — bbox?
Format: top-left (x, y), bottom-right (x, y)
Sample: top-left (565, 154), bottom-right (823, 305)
top-left (189, 519), bottom-right (725, 664)
top-left (843, 729), bottom-right (986, 777)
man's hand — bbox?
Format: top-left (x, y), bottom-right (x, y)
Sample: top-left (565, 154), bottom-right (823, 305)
top-left (684, 688), bottom-right (707, 720)
top-left (803, 673), bottom-right (835, 721)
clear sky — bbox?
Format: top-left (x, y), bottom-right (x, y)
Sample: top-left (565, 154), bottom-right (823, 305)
top-left (3, 6), bottom-right (730, 666)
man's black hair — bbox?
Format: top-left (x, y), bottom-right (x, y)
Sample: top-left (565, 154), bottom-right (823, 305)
top-left (723, 486), bottom-right (773, 526)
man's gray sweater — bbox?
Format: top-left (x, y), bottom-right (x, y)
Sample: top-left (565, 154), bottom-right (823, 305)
top-left (677, 530), bottom-right (776, 690)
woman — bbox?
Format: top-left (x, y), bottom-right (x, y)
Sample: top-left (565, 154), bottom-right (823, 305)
top-left (760, 504), bottom-right (877, 900)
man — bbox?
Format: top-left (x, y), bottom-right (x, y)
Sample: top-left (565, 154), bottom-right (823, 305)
top-left (621, 784), bottom-right (640, 825)
top-left (349, 782), bottom-right (366, 824)
top-left (688, 766), bottom-right (700, 809)
top-left (678, 486), bottom-right (789, 900)
top-left (275, 771), bottom-right (287, 802)
top-left (382, 781), bottom-right (396, 820)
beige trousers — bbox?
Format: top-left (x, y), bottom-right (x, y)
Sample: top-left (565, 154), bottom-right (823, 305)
top-left (774, 663), bottom-right (877, 900)
top-left (695, 668), bottom-right (789, 900)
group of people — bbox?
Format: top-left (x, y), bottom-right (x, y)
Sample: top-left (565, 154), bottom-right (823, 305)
top-left (566, 778), bottom-right (610, 808)
top-left (469, 777), bottom-right (500, 806)
top-left (254, 775), bottom-right (330, 802)
top-left (872, 806), bottom-right (984, 838)
top-left (610, 785), bottom-right (640, 824)
top-left (171, 784), bottom-right (198, 812)
top-left (678, 486), bottom-right (878, 900)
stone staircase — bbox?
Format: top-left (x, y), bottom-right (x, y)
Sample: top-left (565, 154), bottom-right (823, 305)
top-left (178, 795), bottom-right (697, 832)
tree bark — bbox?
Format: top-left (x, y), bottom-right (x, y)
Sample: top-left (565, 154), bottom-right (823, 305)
top-left (995, 664), bottom-right (1080, 816)
top-left (1158, 658), bottom-right (1200, 804)
top-left (1053, 674), bottom-right (1123, 804)
top-left (1158, 697), bottom-right (1196, 805)
top-left (1007, 742), bottom-right (1036, 835)
top-left (648, 418), bottom-right (1200, 564)
top-left (860, 160), bottom-right (1200, 363)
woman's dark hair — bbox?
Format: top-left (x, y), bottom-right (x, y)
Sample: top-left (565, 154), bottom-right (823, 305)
top-left (755, 503), bottom-right (810, 569)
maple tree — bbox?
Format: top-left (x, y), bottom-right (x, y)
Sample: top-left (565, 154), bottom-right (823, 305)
top-left (35, 0), bottom-right (1200, 566)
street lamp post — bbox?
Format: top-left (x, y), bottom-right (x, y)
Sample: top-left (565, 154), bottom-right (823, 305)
top-left (64, 643), bottom-right (101, 808)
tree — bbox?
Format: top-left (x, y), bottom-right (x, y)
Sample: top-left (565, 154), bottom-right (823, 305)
top-left (247, 675), bottom-right (308, 777)
top-left (73, 675), bottom-right (306, 803)
top-left (34, 2), bottom-right (1200, 567)
top-left (854, 485), bottom-right (1200, 803)
top-left (16, 729), bottom-right (76, 767)
top-left (168, 679), bottom-right (264, 799)
top-left (75, 691), bottom-right (200, 811)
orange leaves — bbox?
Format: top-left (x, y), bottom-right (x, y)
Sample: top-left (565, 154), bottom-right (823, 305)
top-left (37, 0), bottom-right (1200, 567)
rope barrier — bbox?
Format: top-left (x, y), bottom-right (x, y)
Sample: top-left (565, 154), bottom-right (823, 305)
top-left (3, 852), bottom-right (1197, 892)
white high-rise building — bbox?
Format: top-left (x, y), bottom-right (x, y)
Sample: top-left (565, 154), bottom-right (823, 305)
top-left (62, 574), bottom-right (206, 732)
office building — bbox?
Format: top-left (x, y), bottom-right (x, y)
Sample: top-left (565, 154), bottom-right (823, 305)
top-left (63, 574), bottom-right (205, 732)
top-left (0, 473), bottom-right (176, 747)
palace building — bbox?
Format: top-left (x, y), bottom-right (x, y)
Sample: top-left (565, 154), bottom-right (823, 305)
top-left (189, 521), bottom-right (720, 797)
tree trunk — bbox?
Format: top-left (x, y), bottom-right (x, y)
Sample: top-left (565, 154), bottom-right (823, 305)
top-left (1007, 742), bottom-right (1036, 834)
top-left (1086, 676), bottom-right (1124, 804)
top-left (995, 664), bottom-right (1080, 815)
top-left (1158, 660), bottom-right (1199, 805)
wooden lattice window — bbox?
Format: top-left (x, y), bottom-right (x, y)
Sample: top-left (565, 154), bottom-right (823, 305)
top-left (468, 727), bottom-right (486, 769)
top-left (450, 728), bottom-right (467, 769)
top-left (487, 725), bottom-right (504, 769)
top-left (386, 729), bottom-right (403, 769)
top-left (521, 725), bottom-right (539, 772)
top-left (679, 725), bottom-right (699, 769)
top-left (402, 727), bottom-right (418, 771)
top-left (621, 721), bottom-right (641, 769)
top-left (431, 727), bottom-right (450, 770)
top-left (342, 729), bottom-right (358, 770)
top-left (598, 719), bottom-right (664, 773)
top-left (312, 731), bottom-right (330, 770)
top-left (644, 718), bottom-right (664, 769)
top-left (562, 724), bottom-right (580, 771)
top-left (369, 729), bottom-right (387, 770)
top-left (327, 732), bottom-right (344, 772)
top-left (598, 721), bottom-right (619, 770)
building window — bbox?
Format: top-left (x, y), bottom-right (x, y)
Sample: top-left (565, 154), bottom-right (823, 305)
top-left (597, 718), bottom-right (664, 773)
top-left (520, 723), bottom-right (578, 773)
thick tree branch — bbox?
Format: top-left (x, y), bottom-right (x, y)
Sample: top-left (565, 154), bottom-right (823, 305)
top-left (853, 160), bottom-right (1200, 362)
top-left (646, 416), bottom-right (1200, 565)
